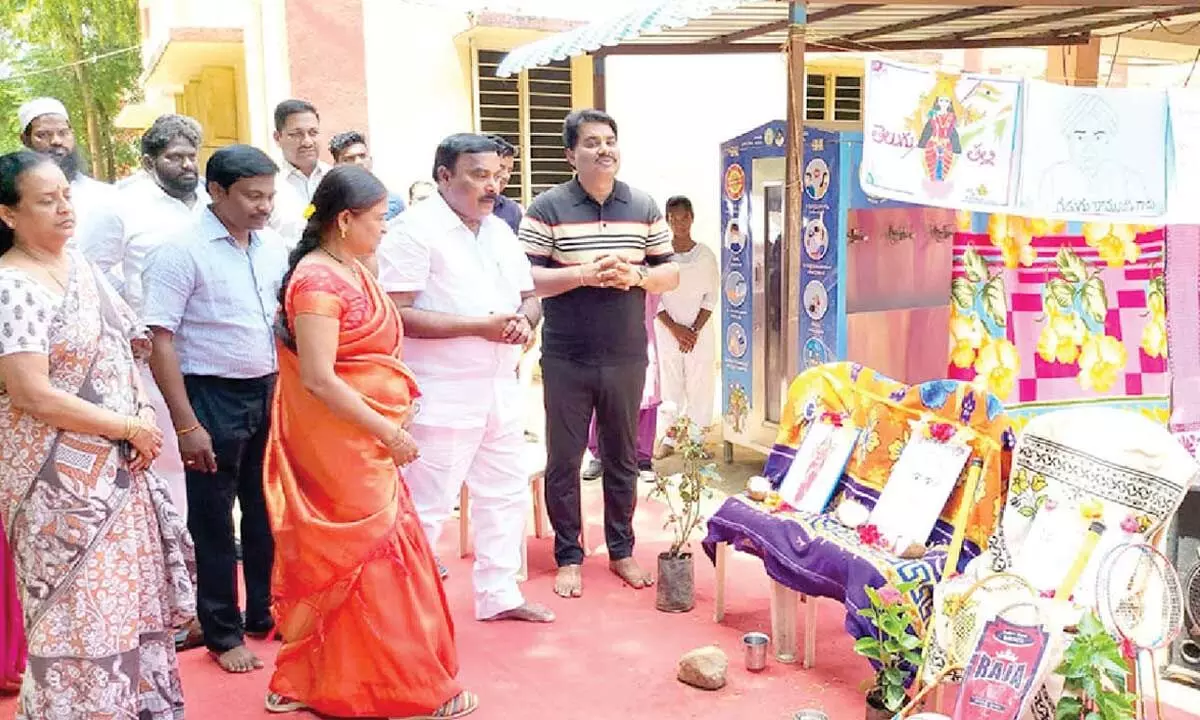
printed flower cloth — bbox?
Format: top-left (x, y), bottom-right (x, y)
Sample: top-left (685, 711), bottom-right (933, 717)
top-left (946, 216), bottom-right (1168, 429)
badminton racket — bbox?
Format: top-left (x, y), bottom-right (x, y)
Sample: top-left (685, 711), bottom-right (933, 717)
top-left (1096, 542), bottom-right (1184, 720)
top-left (898, 573), bottom-right (1035, 718)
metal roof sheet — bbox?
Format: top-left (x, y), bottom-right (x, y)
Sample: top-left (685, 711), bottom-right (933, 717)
top-left (496, 0), bottom-right (1200, 76)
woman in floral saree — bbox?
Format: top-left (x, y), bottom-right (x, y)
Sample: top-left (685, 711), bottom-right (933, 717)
top-left (263, 164), bottom-right (475, 718)
top-left (0, 151), bottom-right (196, 719)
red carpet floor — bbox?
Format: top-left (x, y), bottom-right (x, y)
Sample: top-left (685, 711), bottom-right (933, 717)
top-left (4, 484), bottom-right (1200, 720)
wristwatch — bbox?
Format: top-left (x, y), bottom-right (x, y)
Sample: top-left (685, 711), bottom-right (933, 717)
top-left (634, 265), bottom-right (650, 287)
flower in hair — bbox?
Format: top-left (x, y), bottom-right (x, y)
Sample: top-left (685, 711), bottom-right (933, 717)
top-left (303, 203), bottom-right (316, 220)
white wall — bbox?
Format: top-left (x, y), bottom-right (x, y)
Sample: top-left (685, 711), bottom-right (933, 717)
top-left (606, 53), bottom-right (787, 254)
top-left (362, 0), bottom-right (475, 194)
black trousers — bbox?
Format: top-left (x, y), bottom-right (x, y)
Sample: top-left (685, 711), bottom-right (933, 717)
top-left (183, 373), bottom-right (276, 654)
top-left (542, 355), bottom-right (646, 567)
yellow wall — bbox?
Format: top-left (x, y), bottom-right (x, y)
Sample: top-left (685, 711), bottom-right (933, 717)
top-left (174, 63), bottom-right (246, 167)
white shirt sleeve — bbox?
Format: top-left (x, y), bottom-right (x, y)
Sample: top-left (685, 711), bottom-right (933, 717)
top-left (499, 231), bottom-right (535, 294)
top-left (376, 220), bottom-right (431, 293)
top-left (699, 244), bottom-right (719, 312)
top-left (141, 241), bottom-right (196, 333)
top-left (79, 203), bottom-right (127, 290)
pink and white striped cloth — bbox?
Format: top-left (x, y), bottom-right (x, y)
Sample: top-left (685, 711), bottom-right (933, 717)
top-left (1167, 224), bottom-right (1200, 469)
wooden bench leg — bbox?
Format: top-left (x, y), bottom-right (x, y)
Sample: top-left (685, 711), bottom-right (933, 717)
top-left (713, 541), bottom-right (728, 623)
top-left (458, 484), bottom-right (471, 558)
top-left (803, 594), bottom-right (817, 669)
top-left (770, 579), bottom-right (799, 663)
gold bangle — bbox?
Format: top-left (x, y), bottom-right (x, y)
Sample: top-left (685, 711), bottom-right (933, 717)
top-left (123, 417), bottom-right (133, 440)
top-left (176, 424), bottom-right (201, 438)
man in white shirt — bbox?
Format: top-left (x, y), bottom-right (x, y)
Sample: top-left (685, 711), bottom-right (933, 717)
top-left (81, 113), bottom-right (210, 526)
top-left (378, 133), bottom-right (554, 624)
top-left (269, 99), bottom-right (330, 247)
top-left (17, 97), bottom-right (118, 250)
top-left (654, 195), bottom-right (718, 456)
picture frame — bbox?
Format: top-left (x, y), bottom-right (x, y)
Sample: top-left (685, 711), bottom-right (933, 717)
top-left (778, 421), bottom-right (861, 514)
top-left (869, 435), bottom-right (972, 553)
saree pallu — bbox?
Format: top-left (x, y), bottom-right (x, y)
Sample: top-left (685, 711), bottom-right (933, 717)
top-left (0, 252), bottom-right (196, 720)
top-left (264, 265), bottom-right (460, 717)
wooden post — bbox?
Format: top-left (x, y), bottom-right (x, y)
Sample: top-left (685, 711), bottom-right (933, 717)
top-left (593, 53), bottom-right (608, 110)
top-left (1045, 37), bottom-right (1102, 87)
top-left (783, 0), bottom-right (807, 381)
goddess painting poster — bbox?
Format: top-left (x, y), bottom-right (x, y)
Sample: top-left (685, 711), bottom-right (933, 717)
top-left (860, 57), bottom-right (1021, 210)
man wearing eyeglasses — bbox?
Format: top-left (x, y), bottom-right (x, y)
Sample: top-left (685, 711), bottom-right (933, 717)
top-left (269, 99), bottom-right (330, 248)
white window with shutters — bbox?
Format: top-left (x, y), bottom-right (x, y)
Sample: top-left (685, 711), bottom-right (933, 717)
top-left (474, 49), bottom-right (575, 206)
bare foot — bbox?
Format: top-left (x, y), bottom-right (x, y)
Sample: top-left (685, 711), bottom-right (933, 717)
top-left (214, 645), bottom-right (263, 673)
top-left (554, 564), bottom-right (583, 598)
top-left (609, 557), bottom-right (654, 589)
top-left (484, 602), bottom-right (556, 623)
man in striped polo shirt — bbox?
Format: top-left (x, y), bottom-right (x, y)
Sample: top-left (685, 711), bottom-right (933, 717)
top-left (520, 108), bottom-right (680, 599)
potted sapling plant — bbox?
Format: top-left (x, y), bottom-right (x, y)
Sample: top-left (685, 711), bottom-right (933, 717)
top-left (854, 579), bottom-right (923, 720)
top-left (649, 417), bottom-right (718, 613)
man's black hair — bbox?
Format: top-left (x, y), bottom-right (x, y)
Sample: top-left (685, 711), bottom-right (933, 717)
top-left (206, 144), bottom-right (279, 190)
top-left (273, 99), bottom-right (319, 132)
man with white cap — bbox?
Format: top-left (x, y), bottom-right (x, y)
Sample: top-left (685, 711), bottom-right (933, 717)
top-left (18, 97), bottom-right (117, 250)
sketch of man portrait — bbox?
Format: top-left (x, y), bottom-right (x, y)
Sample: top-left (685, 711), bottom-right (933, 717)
top-left (1037, 92), bottom-right (1150, 211)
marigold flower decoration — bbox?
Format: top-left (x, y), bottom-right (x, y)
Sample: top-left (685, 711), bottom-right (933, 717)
top-left (303, 203), bottom-right (316, 220)
top-left (820, 411), bottom-right (844, 427)
top-left (925, 422), bottom-right (957, 443)
top-left (856, 523), bottom-right (887, 549)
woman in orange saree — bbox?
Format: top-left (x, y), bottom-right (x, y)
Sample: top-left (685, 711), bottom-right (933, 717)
top-left (262, 165), bottom-right (476, 719)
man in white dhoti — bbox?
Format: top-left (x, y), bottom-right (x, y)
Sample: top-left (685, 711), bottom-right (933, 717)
top-left (378, 133), bottom-right (554, 623)
top-left (653, 196), bottom-right (718, 457)
top-left (17, 97), bottom-right (117, 250)
top-left (81, 114), bottom-right (210, 531)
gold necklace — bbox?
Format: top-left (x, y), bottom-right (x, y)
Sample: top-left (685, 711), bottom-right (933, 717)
top-left (15, 245), bottom-right (68, 291)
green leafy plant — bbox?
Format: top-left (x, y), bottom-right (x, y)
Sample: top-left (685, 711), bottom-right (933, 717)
top-left (1054, 611), bottom-right (1136, 720)
top-left (854, 579), bottom-right (923, 713)
top-left (649, 417), bottom-right (718, 557)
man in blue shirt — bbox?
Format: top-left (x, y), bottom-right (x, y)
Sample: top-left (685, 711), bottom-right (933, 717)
top-left (487, 135), bottom-right (523, 233)
top-left (329, 130), bottom-right (406, 220)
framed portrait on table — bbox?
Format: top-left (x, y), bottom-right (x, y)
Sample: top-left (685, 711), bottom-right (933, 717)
top-left (869, 435), bottom-right (972, 553)
top-left (778, 420), bottom-right (860, 513)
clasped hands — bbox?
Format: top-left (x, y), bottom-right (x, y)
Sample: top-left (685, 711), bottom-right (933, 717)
top-left (125, 406), bottom-right (164, 472)
top-left (481, 313), bottom-right (533, 346)
top-left (581, 254), bottom-right (642, 291)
